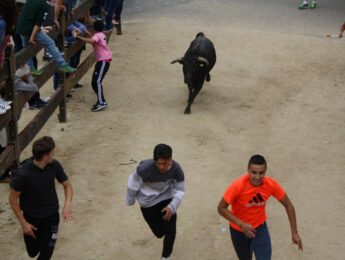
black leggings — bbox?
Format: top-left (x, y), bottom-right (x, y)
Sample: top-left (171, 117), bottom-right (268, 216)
top-left (23, 212), bottom-right (60, 260)
top-left (91, 61), bottom-right (110, 104)
top-left (141, 199), bottom-right (177, 258)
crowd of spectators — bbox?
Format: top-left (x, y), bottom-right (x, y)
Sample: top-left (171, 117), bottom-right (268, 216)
top-left (0, 0), bottom-right (125, 179)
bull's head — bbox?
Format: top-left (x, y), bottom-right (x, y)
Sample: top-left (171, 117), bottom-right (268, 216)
top-left (171, 56), bottom-right (209, 85)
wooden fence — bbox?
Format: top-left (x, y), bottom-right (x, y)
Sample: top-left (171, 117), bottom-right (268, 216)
top-left (0, 0), bottom-right (114, 181)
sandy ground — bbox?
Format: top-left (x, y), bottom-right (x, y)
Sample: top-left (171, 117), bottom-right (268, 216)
top-left (0, 0), bottom-right (345, 259)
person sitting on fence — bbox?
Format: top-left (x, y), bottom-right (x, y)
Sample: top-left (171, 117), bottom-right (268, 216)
top-left (76, 20), bottom-right (112, 112)
top-left (16, 0), bottom-right (76, 76)
top-left (0, 0), bottom-right (16, 69)
top-left (15, 64), bottom-right (48, 110)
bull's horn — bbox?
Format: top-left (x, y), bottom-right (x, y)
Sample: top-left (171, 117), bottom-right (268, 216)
top-left (171, 58), bottom-right (183, 64)
top-left (197, 57), bottom-right (209, 65)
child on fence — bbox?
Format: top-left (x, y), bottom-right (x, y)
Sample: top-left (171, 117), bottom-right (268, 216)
top-left (77, 20), bottom-right (112, 112)
top-left (53, 20), bottom-right (88, 91)
top-left (16, 0), bottom-right (76, 75)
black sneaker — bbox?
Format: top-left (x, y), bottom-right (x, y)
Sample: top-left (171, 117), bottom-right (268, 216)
top-left (74, 83), bottom-right (83, 88)
top-left (91, 103), bottom-right (107, 112)
top-left (29, 101), bottom-right (46, 110)
top-left (38, 99), bottom-right (48, 106)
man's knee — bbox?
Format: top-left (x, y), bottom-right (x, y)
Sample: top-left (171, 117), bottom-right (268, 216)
top-left (153, 230), bottom-right (165, 239)
top-left (27, 248), bottom-right (40, 258)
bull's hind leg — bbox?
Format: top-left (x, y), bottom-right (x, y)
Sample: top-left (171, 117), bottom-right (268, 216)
top-left (206, 73), bottom-right (211, 82)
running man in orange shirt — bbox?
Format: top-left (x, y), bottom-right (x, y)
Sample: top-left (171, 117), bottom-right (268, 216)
top-left (217, 155), bottom-right (302, 260)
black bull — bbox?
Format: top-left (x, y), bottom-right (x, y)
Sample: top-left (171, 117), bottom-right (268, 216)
top-left (171, 32), bottom-right (216, 114)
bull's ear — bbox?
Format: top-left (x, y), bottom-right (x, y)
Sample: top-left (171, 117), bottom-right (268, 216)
top-left (171, 58), bottom-right (183, 64)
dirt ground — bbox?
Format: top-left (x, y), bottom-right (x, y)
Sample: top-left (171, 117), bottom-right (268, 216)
top-left (0, 0), bottom-right (345, 259)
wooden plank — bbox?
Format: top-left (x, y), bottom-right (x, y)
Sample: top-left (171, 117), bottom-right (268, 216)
top-left (64, 52), bottom-right (95, 93)
top-left (0, 145), bottom-right (15, 177)
top-left (15, 28), bottom-right (60, 70)
top-left (0, 60), bottom-right (10, 84)
top-left (18, 88), bottom-right (63, 152)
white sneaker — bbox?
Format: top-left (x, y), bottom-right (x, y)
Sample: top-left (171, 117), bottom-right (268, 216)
top-left (0, 108), bottom-right (6, 114)
top-left (0, 101), bottom-right (11, 111)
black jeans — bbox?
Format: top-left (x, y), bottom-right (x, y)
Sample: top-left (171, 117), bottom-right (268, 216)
top-left (23, 212), bottom-right (60, 260)
top-left (140, 199), bottom-right (177, 258)
top-left (91, 61), bottom-right (110, 104)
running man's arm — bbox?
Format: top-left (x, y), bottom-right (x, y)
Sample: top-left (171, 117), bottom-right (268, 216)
top-left (279, 194), bottom-right (303, 251)
top-left (61, 180), bottom-right (73, 222)
top-left (167, 180), bottom-right (185, 214)
top-left (9, 189), bottom-right (37, 238)
top-left (126, 171), bottom-right (143, 205)
top-left (217, 198), bottom-right (256, 238)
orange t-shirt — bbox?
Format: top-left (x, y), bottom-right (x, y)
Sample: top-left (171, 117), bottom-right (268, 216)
top-left (223, 174), bottom-right (285, 231)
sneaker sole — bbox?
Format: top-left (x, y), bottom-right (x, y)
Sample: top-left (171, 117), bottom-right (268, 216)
top-left (91, 106), bottom-right (107, 112)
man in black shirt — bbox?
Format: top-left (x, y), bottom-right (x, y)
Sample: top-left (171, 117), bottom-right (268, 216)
top-left (9, 136), bottom-right (73, 260)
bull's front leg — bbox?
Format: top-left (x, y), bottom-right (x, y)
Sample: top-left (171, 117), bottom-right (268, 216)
top-left (184, 85), bottom-right (193, 114)
top-left (185, 86), bottom-right (202, 114)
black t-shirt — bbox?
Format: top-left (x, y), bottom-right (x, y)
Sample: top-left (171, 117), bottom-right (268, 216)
top-left (12, 159), bottom-right (68, 218)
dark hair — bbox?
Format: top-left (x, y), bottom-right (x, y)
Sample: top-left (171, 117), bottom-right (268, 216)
top-left (0, 0), bottom-right (16, 35)
top-left (248, 154), bottom-right (267, 168)
top-left (93, 20), bottom-right (104, 32)
top-left (32, 136), bottom-right (55, 160)
top-left (153, 144), bottom-right (172, 161)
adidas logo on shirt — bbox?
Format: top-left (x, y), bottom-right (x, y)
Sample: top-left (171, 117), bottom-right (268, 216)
top-left (245, 193), bottom-right (266, 207)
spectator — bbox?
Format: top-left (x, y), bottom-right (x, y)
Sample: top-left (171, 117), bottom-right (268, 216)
top-left (299, 0), bottom-right (317, 9)
top-left (16, 0), bottom-right (76, 75)
top-left (13, 1), bottom-right (39, 70)
top-left (15, 64), bottom-right (48, 110)
top-left (90, 0), bottom-right (104, 19)
top-left (77, 20), bottom-right (112, 112)
top-left (0, 0), bottom-right (16, 68)
top-left (53, 20), bottom-right (89, 91)
top-left (104, 0), bottom-right (124, 33)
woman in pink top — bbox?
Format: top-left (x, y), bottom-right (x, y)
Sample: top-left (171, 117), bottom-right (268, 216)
top-left (77, 20), bottom-right (112, 112)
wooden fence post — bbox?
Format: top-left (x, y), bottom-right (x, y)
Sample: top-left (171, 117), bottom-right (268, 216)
top-left (58, 14), bottom-right (67, 123)
top-left (5, 45), bottom-right (19, 166)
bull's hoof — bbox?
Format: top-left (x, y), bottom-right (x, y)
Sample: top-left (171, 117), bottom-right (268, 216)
top-left (206, 73), bottom-right (211, 82)
top-left (184, 109), bottom-right (191, 114)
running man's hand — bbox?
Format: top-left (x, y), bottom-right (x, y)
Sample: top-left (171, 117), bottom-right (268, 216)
top-left (239, 222), bottom-right (256, 238)
top-left (21, 221), bottom-right (37, 238)
top-left (292, 233), bottom-right (303, 251)
top-left (161, 207), bottom-right (173, 221)
top-left (62, 206), bottom-right (72, 222)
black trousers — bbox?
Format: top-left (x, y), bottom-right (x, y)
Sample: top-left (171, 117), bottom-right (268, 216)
top-left (23, 212), bottom-right (60, 260)
top-left (91, 61), bottom-right (110, 104)
top-left (140, 199), bottom-right (177, 258)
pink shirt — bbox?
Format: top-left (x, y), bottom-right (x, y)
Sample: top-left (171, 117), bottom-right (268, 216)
top-left (92, 32), bottom-right (112, 62)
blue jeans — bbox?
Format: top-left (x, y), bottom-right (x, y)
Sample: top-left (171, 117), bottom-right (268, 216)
top-left (20, 31), bottom-right (65, 70)
top-left (230, 222), bottom-right (272, 260)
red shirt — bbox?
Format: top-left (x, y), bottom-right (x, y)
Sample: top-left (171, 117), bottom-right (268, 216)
top-left (223, 174), bottom-right (285, 231)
